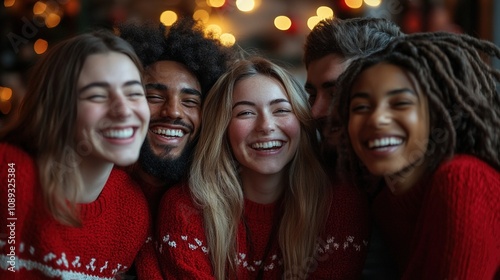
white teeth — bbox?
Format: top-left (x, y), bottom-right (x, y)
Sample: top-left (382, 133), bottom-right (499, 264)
top-left (251, 141), bottom-right (283, 149)
top-left (368, 137), bottom-right (402, 148)
top-left (152, 128), bottom-right (184, 137)
top-left (103, 128), bottom-right (134, 139)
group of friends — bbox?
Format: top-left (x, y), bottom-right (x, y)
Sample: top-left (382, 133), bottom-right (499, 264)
top-left (0, 15), bottom-right (499, 280)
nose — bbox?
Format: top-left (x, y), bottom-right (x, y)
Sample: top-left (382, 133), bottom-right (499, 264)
top-left (160, 96), bottom-right (181, 119)
top-left (110, 94), bottom-right (132, 119)
top-left (256, 112), bottom-right (276, 134)
top-left (311, 91), bottom-right (332, 120)
top-left (368, 106), bottom-right (391, 127)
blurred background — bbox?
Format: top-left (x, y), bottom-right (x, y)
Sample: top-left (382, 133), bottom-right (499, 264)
top-left (1, 0), bottom-right (499, 126)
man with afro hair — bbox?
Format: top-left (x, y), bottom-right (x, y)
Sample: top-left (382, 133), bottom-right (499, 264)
top-left (119, 17), bottom-right (235, 278)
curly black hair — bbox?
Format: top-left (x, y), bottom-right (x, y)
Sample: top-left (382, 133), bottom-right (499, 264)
top-left (118, 17), bottom-right (235, 97)
top-left (334, 32), bottom-right (500, 188)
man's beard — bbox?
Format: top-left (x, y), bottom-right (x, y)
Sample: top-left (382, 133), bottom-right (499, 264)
top-left (138, 138), bottom-right (196, 185)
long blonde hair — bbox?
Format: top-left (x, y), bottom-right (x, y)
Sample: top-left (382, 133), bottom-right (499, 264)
top-left (190, 57), bottom-right (332, 279)
top-left (0, 31), bottom-right (144, 226)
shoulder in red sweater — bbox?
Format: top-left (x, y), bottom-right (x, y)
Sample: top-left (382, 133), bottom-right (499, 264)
top-left (0, 142), bottom-right (150, 279)
top-left (374, 154), bottom-right (500, 280)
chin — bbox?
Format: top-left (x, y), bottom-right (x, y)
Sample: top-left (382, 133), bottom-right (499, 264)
top-left (112, 154), bottom-right (140, 167)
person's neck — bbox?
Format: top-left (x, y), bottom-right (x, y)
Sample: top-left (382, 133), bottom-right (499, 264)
top-left (133, 163), bottom-right (168, 189)
top-left (75, 158), bottom-right (114, 203)
top-left (240, 169), bottom-right (286, 204)
top-left (384, 158), bottom-right (429, 195)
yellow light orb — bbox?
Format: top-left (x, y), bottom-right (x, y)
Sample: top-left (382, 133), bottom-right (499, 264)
top-left (205, 24), bottom-right (222, 38)
top-left (364, 0), bottom-right (382, 7)
top-left (207, 0), bottom-right (225, 8)
top-left (316, 6), bottom-right (334, 19)
top-left (307, 16), bottom-right (321, 30)
top-left (345, 0), bottom-right (363, 9)
top-left (193, 9), bottom-right (210, 23)
top-left (236, 0), bottom-right (255, 12)
top-left (160, 10), bottom-right (178, 26)
top-left (219, 33), bottom-right (236, 47)
top-left (274, 15), bottom-right (291, 31)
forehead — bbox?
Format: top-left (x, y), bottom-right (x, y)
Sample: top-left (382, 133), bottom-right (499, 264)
top-left (144, 60), bottom-right (200, 87)
top-left (352, 63), bottom-right (421, 94)
top-left (307, 54), bottom-right (349, 80)
top-left (233, 75), bottom-right (288, 102)
top-left (78, 52), bottom-right (140, 86)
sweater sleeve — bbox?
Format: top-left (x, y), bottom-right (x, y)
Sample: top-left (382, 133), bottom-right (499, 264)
top-left (404, 155), bottom-right (500, 280)
top-left (156, 184), bottom-right (215, 279)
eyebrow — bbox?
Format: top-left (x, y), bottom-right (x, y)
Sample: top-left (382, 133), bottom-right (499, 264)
top-left (304, 80), bottom-right (337, 90)
top-left (146, 83), bottom-right (202, 97)
top-left (232, 98), bottom-right (290, 109)
top-left (79, 80), bottom-right (142, 93)
top-left (350, 88), bottom-right (416, 99)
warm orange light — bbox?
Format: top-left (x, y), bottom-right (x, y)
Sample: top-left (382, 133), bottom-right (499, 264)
top-left (34, 39), bottom-right (48, 54)
top-left (316, 6), bottom-right (334, 19)
top-left (193, 9), bottom-right (210, 23)
top-left (207, 0), bottom-right (225, 8)
top-left (0, 87), bottom-right (13, 101)
top-left (205, 24), bottom-right (222, 38)
top-left (219, 33), bottom-right (236, 47)
top-left (33, 1), bottom-right (47, 14)
top-left (45, 13), bottom-right (61, 28)
top-left (345, 0), bottom-right (363, 9)
top-left (4, 0), bottom-right (15, 8)
top-left (160, 10), bottom-right (178, 26)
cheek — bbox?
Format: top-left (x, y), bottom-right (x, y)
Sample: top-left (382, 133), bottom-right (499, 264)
top-left (280, 116), bottom-right (301, 140)
top-left (188, 108), bottom-right (201, 132)
top-left (147, 104), bottom-right (162, 118)
top-left (227, 120), bottom-right (247, 152)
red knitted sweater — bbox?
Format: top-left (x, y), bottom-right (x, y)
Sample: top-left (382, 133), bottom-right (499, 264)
top-left (152, 181), bottom-right (370, 279)
top-left (373, 154), bottom-right (500, 279)
top-left (0, 143), bottom-right (150, 279)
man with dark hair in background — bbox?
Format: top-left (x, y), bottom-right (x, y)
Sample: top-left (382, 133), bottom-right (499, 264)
top-left (303, 17), bottom-right (403, 279)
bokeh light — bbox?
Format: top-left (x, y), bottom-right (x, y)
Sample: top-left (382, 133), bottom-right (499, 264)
top-left (316, 6), bottom-right (334, 19)
top-left (274, 15), bottom-right (292, 31)
top-left (45, 13), bottom-right (61, 28)
top-left (219, 33), bottom-right (236, 46)
top-left (236, 0), bottom-right (255, 12)
top-left (364, 0), bottom-right (382, 7)
top-left (193, 9), bottom-right (210, 24)
top-left (160, 10), bottom-right (178, 26)
top-left (345, 0), bottom-right (363, 9)
top-left (34, 39), bottom-right (48, 54)
top-left (207, 0), bottom-right (225, 8)
top-left (307, 16), bottom-right (321, 30)
top-left (33, 1), bottom-right (47, 14)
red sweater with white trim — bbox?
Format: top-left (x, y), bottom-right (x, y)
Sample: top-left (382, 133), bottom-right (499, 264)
top-left (373, 154), bottom-right (500, 279)
top-left (0, 143), bottom-right (150, 279)
top-left (152, 180), bottom-right (370, 279)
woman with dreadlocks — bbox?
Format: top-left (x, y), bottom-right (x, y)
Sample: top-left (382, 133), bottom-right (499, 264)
top-left (333, 32), bottom-right (500, 279)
